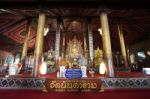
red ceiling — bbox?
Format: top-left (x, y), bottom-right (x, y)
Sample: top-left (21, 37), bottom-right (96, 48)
top-left (0, 17), bottom-right (18, 30)
top-left (2, 20), bottom-right (36, 48)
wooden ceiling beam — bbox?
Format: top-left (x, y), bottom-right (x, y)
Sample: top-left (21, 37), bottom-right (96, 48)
top-left (0, 1), bottom-right (149, 10)
top-left (10, 9), bottom-right (33, 17)
top-left (0, 9), bottom-right (24, 17)
top-left (58, 8), bottom-right (66, 16)
top-left (48, 9), bottom-right (60, 16)
top-left (121, 20), bottom-right (144, 33)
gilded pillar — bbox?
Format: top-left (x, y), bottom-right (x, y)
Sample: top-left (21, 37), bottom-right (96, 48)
top-left (32, 12), bottom-right (46, 77)
top-left (100, 11), bottom-right (114, 77)
top-left (61, 32), bottom-right (65, 57)
top-left (83, 32), bottom-right (88, 58)
top-left (21, 19), bottom-right (31, 61)
top-left (117, 25), bottom-right (129, 68)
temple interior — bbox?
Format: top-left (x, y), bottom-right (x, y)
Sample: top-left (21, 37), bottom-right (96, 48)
top-left (0, 1), bottom-right (150, 78)
top-left (1, 1), bottom-right (150, 99)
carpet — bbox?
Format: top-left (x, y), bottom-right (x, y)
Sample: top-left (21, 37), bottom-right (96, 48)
top-left (0, 89), bottom-right (150, 99)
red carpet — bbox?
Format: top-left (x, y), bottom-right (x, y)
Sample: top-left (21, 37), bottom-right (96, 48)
top-left (1, 71), bottom-right (148, 78)
top-left (115, 72), bottom-right (146, 77)
top-left (0, 89), bottom-right (150, 99)
top-left (39, 71), bottom-right (147, 78)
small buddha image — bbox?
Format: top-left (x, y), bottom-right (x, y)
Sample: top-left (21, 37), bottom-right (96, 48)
top-left (59, 57), bottom-right (67, 66)
top-left (79, 56), bottom-right (87, 66)
top-left (44, 48), bottom-right (55, 72)
top-left (72, 58), bottom-right (79, 69)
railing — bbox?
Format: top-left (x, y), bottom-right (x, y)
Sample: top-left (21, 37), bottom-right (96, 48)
top-left (0, 77), bottom-right (150, 90)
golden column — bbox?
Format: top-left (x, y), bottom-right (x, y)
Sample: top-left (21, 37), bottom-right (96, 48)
top-left (100, 11), bottom-right (114, 77)
top-left (21, 19), bottom-right (31, 62)
top-left (83, 32), bottom-right (88, 58)
top-left (32, 12), bottom-right (46, 77)
top-left (117, 24), bottom-right (129, 68)
top-left (61, 32), bottom-right (65, 58)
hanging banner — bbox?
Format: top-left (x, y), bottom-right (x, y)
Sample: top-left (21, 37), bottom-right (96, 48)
top-left (43, 78), bottom-right (103, 92)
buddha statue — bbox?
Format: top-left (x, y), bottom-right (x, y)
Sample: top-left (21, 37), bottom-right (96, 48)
top-left (44, 48), bottom-right (55, 72)
top-left (72, 58), bottom-right (79, 69)
top-left (79, 56), bottom-right (87, 66)
top-left (94, 47), bottom-right (103, 68)
top-left (66, 36), bottom-right (83, 59)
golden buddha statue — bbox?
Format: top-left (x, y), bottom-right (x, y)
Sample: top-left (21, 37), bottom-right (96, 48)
top-left (66, 36), bottom-right (83, 59)
top-left (94, 47), bottom-right (103, 68)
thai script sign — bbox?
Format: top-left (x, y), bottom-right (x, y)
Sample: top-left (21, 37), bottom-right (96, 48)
top-left (43, 78), bottom-right (103, 92)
